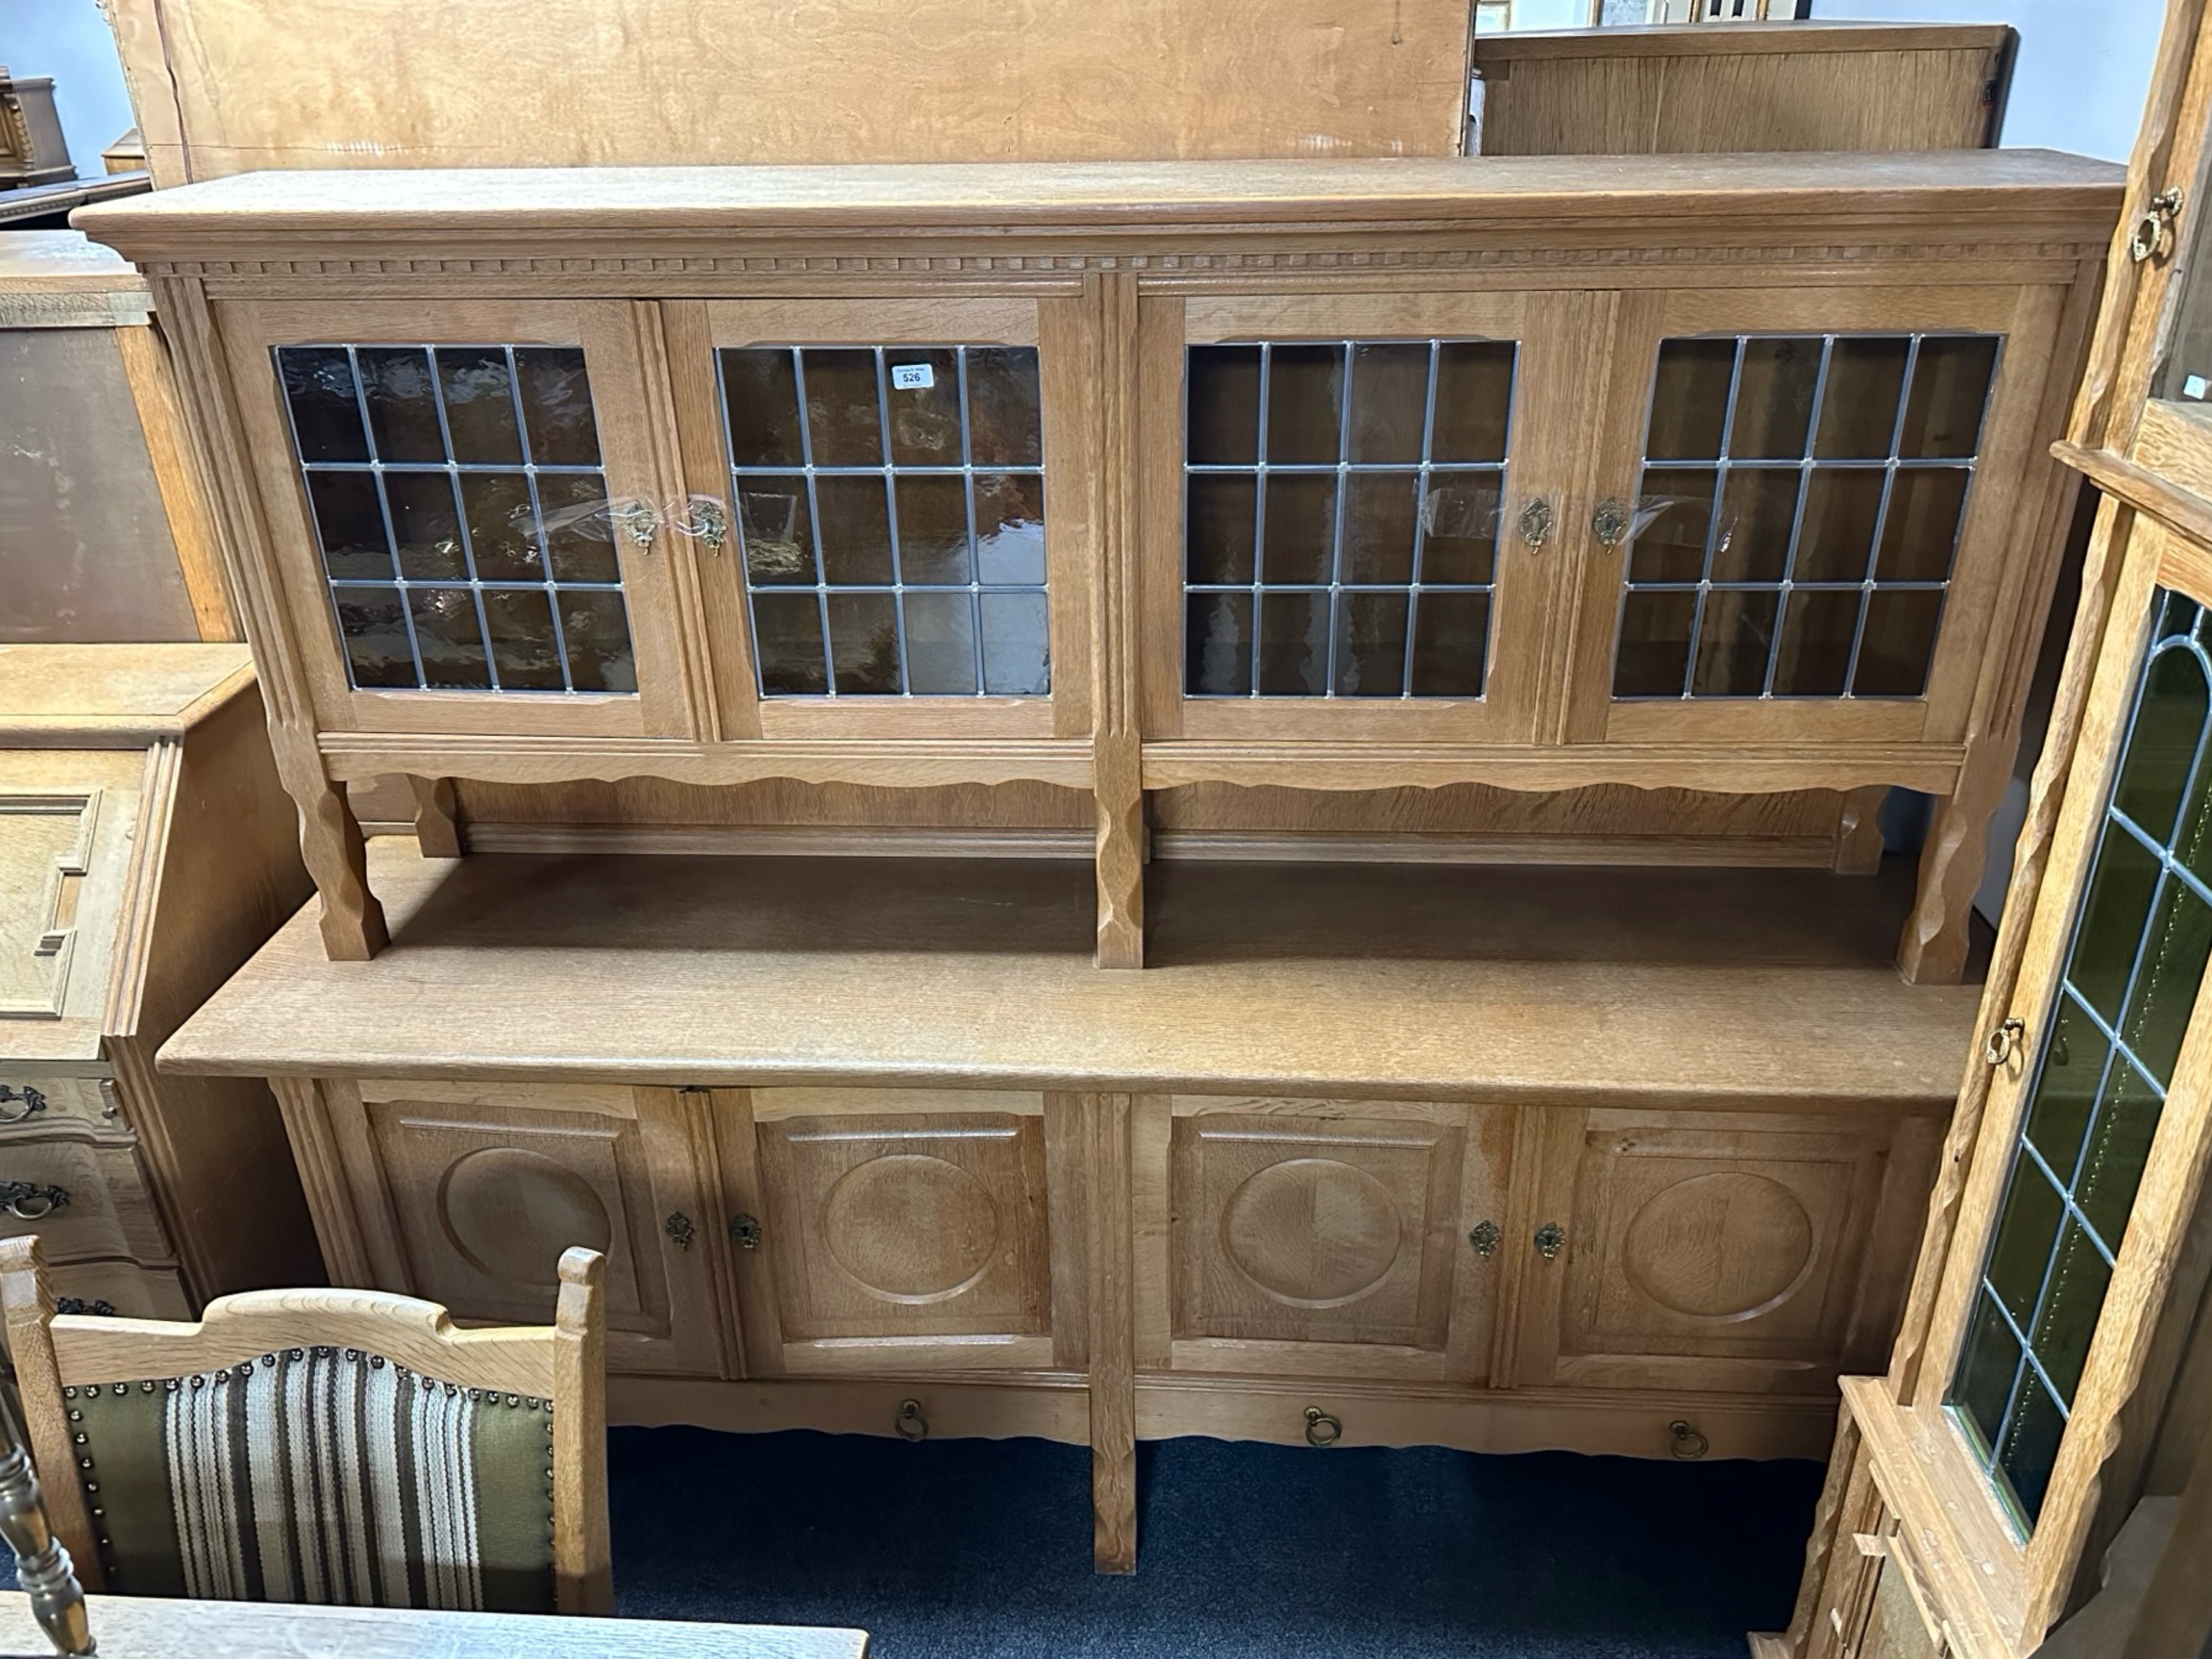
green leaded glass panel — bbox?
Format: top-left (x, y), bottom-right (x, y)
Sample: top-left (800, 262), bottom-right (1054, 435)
top-left (1947, 590), bottom-right (2212, 1532)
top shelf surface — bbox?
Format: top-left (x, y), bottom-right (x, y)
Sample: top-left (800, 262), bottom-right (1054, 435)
top-left (0, 645), bottom-right (253, 744)
top-left (160, 840), bottom-right (1979, 1106)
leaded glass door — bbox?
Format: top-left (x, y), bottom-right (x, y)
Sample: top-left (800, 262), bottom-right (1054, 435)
top-left (664, 298), bottom-right (1087, 743)
top-left (1138, 291), bottom-right (1593, 743)
top-left (1561, 286), bottom-right (2064, 752)
top-left (221, 299), bottom-right (694, 738)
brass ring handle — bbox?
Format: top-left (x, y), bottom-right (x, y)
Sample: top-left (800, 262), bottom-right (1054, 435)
top-left (0, 1088), bottom-right (48, 1124)
top-left (1304, 1406), bottom-right (1342, 1448)
top-left (663, 1212), bottom-right (695, 1251)
top-left (1669, 1420), bottom-right (1709, 1460)
top-left (2130, 187), bottom-right (2185, 263)
top-left (54, 1298), bottom-right (115, 1317)
top-left (1516, 498), bottom-right (1555, 551)
top-left (1591, 498), bottom-right (1630, 548)
top-left (1468, 1219), bottom-right (1501, 1258)
top-left (1984, 1017), bottom-right (2026, 1067)
top-left (895, 1399), bottom-right (929, 1442)
top-left (1534, 1221), bottom-right (1566, 1261)
top-left (0, 1183), bottom-right (69, 1221)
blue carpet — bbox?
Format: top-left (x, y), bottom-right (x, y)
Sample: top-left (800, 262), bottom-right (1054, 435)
top-left (609, 1426), bottom-right (1823, 1658)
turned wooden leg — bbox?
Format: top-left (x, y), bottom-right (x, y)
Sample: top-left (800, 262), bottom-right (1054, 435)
top-left (1833, 786), bottom-right (1888, 876)
top-left (1088, 1092), bottom-right (1138, 1573)
top-left (408, 776), bottom-right (464, 859)
top-left (274, 747), bottom-right (388, 961)
top-left (1094, 733), bottom-right (1145, 970)
top-left (1898, 758), bottom-right (2012, 984)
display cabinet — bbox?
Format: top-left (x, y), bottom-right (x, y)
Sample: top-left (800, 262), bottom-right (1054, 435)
top-left (76, 150), bottom-right (2119, 979)
top-left (0, 646), bottom-right (321, 1324)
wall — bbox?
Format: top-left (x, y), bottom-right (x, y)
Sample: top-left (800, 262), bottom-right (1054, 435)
top-left (0, 0), bottom-right (135, 178)
top-left (1809, 0), bottom-right (2164, 161)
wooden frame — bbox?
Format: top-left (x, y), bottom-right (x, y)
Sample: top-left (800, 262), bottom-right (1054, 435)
top-left (0, 1233), bottom-right (614, 1618)
top-left (75, 152), bottom-right (2118, 977)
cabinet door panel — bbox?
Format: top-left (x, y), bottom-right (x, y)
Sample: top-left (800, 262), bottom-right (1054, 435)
top-left (1163, 1097), bottom-right (1505, 1382)
top-left (355, 1080), bottom-right (724, 1376)
top-left (732, 1089), bottom-right (1056, 1374)
top-left (221, 298), bottom-right (694, 740)
top-left (1562, 284), bottom-right (2065, 753)
top-left (1515, 1108), bottom-right (1919, 1395)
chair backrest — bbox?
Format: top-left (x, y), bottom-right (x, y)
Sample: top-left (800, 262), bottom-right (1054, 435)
top-left (0, 1236), bottom-right (609, 1617)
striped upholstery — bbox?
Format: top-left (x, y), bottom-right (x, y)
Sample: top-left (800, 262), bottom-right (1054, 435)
top-left (66, 1346), bottom-right (555, 1613)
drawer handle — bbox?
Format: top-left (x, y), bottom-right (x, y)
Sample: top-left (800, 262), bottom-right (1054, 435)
top-left (729, 1213), bottom-right (763, 1251)
top-left (1304, 1407), bottom-right (1342, 1448)
top-left (0, 1088), bottom-right (48, 1124)
top-left (895, 1399), bottom-right (929, 1442)
top-left (1468, 1219), bottom-right (1501, 1258)
top-left (663, 1212), bottom-right (695, 1251)
top-left (54, 1298), bottom-right (114, 1317)
top-left (1669, 1420), bottom-right (1710, 1460)
top-left (1534, 1221), bottom-right (1566, 1260)
top-left (0, 1184), bottom-right (69, 1221)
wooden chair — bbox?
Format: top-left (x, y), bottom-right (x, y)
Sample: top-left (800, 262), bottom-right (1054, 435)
top-left (0, 1236), bottom-right (611, 1616)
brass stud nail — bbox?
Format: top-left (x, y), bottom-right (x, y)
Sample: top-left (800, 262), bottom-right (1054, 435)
top-left (164, 1379), bottom-right (179, 1392)
top-left (66, 1410), bottom-right (81, 1422)
top-left (262, 1354), bottom-right (276, 1368)
top-left (85, 1482), bottom-right (99, 1493)
top-left (77, 1458), bottom-right (93, 1469)
top-left (369, 1355), bottom-right (385, 1370)
top-left (140, 1381), bottom-right (154, 1393)
top-left (290, 1348), bottom-right (304, 1361)
top-left (190, 1376), bottom-right (204, 1389)
top-left (111, 1384), bottom-right (126, 1396)
top-left (60, 1388), bottom-right (74, 1400)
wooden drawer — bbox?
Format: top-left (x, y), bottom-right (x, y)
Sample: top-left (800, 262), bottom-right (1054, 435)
top-left (0, 1074), bottom-right (122, 1135)
top-left (45, 1259), bottom-right (191, 1321)
top-left (0, 1132), bottom-right (172, 1266)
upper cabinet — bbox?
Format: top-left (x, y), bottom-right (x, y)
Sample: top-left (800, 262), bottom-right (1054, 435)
top-left (77, 153), bottom-right (2121, 971)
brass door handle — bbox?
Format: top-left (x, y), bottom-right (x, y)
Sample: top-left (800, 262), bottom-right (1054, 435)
top-left (1984, 1017), bottom-right (2026, 1067)
top-left (0, 1183), bottom-right (69, 1221)
top-left (2131, 187), bottom-right (2185, 263)
top-left (1534, 1221), bottom-right (1566, 1260)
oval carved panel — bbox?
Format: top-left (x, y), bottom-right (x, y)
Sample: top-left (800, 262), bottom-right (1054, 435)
top-left (1623, 1171), bottom-right (1816, 1322)
top-left (822, 1154), bottom-right (999, 1305)
top-left (1221, 1157), bottom-right (1403, 1308)
top-left (438, 1147), bottom-right (613, 1286)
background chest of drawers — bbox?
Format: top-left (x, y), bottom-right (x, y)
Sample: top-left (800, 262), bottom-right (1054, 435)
top-left (0, 645), bottom-right (323, 1320)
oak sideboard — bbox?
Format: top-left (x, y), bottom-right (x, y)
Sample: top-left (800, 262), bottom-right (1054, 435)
top-left (75, 150), bottom-right (2122, 980)
top-left (161, 840), bottom-right (1977, 1571)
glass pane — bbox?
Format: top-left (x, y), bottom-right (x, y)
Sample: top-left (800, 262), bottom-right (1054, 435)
top-left (975, 474), bottom-right (1046, 586)
top-left (278, 347), bottom-right (368, 462)
top-left (752, 592), bottom-right (827, 694)
top-left (1266, 344), bottom-right (1344, 465)
top-left (827, 590), bottom-right (901, 693)
top-left (1341, 472), bottom-right (1419, 586)
top-left (275, 340), bottom-right (634, 696)
top-left (357, 347), bottom-right (444, 464)
top-left (435, 348), bottom-right (523, 466)
top-left (1950, 589), bottom-right (2212, 1534)
top-left (966, 348), bottom-right (1044, 468)
top-left (1189, 346), bottom-right (1261, 466)
top-left (1256, 591), bottom-right (1330, 696)
top-left (1772, 589), bottom-right (1859, 698)
top-left (1421, 475), bottom-right (1501, 586)
top-left (1347, 343), bottom-right (1429, 463)
top-left (1335, 592), bottom-right (1409, 696)
top-left (800, 349), bottom-right (884, 467)
top-left (895, 475), bottom-right (973, 586)
top-left (884, 348), bottom-right (963, 466)
top-left (1615, 590), bottom-right (1696, 698)
top-left (1410, 591), bottom-right (1490, 698)
top-left (1628, 471), bottom-right (1717, 584)
top-left (1187, 591), bottom-right (1254, 695)
top-left (738, 479), bottom-right (816, 585)
top-left (1900, 336), bottom-right (2000, 459)
top-left (1619, 331), bottom-right (1998, 703)
top-left (1646, 339), bottom-right (1733, 461)
top-left (1953, 1292), bottom-right (2022, 1456)
top-left (1814, 338), bottom-right (1910, 460)
top-left (1431, 342), bottom-right (1514, 463)
top-left (305, 472), bottom-right (392, 581)
top-left (1729, 338), bottom-right (1820, 460)
top-left (980, 591), bottom-right (1050, 695)
top-left (331, 588), bottom-right (413, 688)
top-left (407, 587), bottom-right (491, 689)
top-left (513, 348), bottom-right (601, 467)
top-left (1188, 475), bottom-right (1257, 586)
top-left (721, 348), bottom-right (805, 468)
top-left (1852, 589), bottom-right (1944, 698)
top-left (382, 472), bottom-right (467, 582)
top-left (1710, 469), bottom-right (1800, 584)
top-left (814, 475), bottom-right (895, 586)
top-left (1262, 474), bottom-right (1337, 586)
top-left (902, 591), bottom-right (978, 695)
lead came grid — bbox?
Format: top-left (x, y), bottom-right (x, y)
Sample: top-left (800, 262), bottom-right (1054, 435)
top-left (719, 345), bottom-right (1049, 698)
top-left (1947, 592), bottom-right (2212, 1532)
top-left (1615, 331), bottom-right (2002, 702)
top-left (274, 343), bottom-right (637, 696)
top-left (1183, 339), bottom-right (1514, 699)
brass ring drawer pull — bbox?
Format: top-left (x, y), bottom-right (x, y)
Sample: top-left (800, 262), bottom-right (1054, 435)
top-left (0, 1183), bottom-right (69, 1221)
top-left (1984, 1017), bottom-right (2025, 1067)
top-left (1304, 1407), bottom-right (1342, 1448)
top-left (895, 1399), bottom-right (929, 1442)
top-left (1669, 1420), bottom-right (1709, 1460)
top-left (0, 1088), bottom-right (48, 1125)
top-left (54, 1298), bottom-right (114, 1317)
